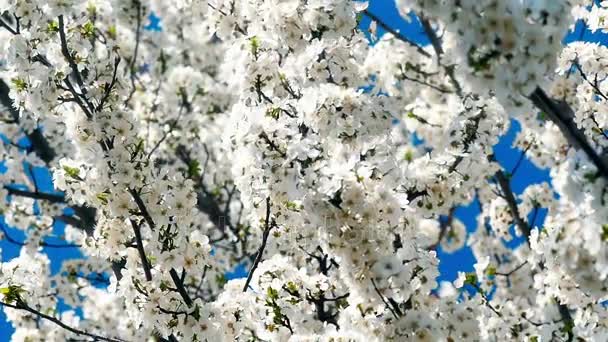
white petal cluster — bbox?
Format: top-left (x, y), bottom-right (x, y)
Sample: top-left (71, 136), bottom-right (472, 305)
top-left (0, 0), bottom-right (605, 340)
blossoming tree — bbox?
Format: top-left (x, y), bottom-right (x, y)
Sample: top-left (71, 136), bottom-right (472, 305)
top-left (0, 0), bottom-right (606, 340)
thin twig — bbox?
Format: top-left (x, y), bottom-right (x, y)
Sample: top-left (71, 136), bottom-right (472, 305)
top-left (370, 278), bottom-right (401, 319)
top-left (495, 261), bottom-right (528, 277)
top-left (362, 9), bottom-right (431, 58)
top-left (510, 143), bottom-right (533, 176)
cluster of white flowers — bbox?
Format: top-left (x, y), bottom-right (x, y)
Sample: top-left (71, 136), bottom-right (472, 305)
top-left (0, 0), bottom-right (606, 340)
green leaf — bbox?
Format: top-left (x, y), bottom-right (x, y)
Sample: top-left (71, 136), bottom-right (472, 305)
top-left (191, 304), bottom-right (201, 321)
top-left (107, 25), bottom-right (117, 40)
top-left (134, 139), bottom-right (145, 156)
top-left (284, 201), bottom-right (300, 211)
top-left (356, 13), bottom-right (363, 25)
top-left (11, 78), bottom-right (27, 91)
top-left (561, 319), bottom-right (575, 335)
top-left (47, 21), bottom-right (60, 34)
top-left (188, 160), bottom-right (201, 178)
top-left (96, 192), bottom-right (109, 205)
top-left (215, 274), bottom-right (227, 287)
top-left (0, 285), bottom-right (26, 304)
top-left (464, 273), bottom-right (477, 286)
top-left (267, 287), bottom-right (279, 301)
top-left (250, 36), bottom-right (260, 56)
top-left (67, 271), bottom-right (78, 284)
top-left (404, 150), bottom-right (414, 162)
top-left (266, 107), bottom-right (281, 120)
top-left (80, 21), bottom-right (96, 38)
top-left (583, 171), bottom-right (599, 184)
top-left (285, 281), bottom-right (298, 294)
top-left (467, 46), bottom-right (500, 73)
top-left (87, 3), bottom-right (97, 17)
top-left (602, 224), bottom-right (608, 241)
top-left (63, 165), bottom-right (81, 180)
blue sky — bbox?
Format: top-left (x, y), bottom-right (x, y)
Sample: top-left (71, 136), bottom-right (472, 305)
top-left (0, 1), bottom-right (602, 339)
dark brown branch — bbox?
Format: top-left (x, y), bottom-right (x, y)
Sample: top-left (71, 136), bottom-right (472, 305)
top-left (125, 1), bottom-right (143, 105)
top-left (130, 219), bottom-right (152, 281)
top-left (97, 57), bottom-right (121, 111)
top-left (128, 188), bottom-right (156, 230)
top-left (494, 169), bottom-right (531, 238)
top-left (362, 9), bottom-right (431, 58)
top-left (0, 300), bottom-right (125, 342)
top-left (495, 261), bottom-right (528, 277)
top-left (419, 16), bottom-right (463, 95)
top-left (371, 278), bottom-right (401, 319)
top-left (4, 186), bottom-right (65, 203)
top-left (470, 283), bottom-right (503, 318)
top-left (0, 224), bottom-right (80, 248)
top-left (0, 16), bottom-right (18, 35)
top-left (427, 207), bottom-right (455, 250)
top-left (169, 268), bottom-right (193, 307)
top-left (419, 16), bottom-right (443, 56)
top-left (243, 197), bottom-right (272, 292)
top-left (529, 87), bottom-right (608, 180)
top-left (58, 15), bottom-right (95, 117)
top-left (0, 80), bottom-right (56, 163)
